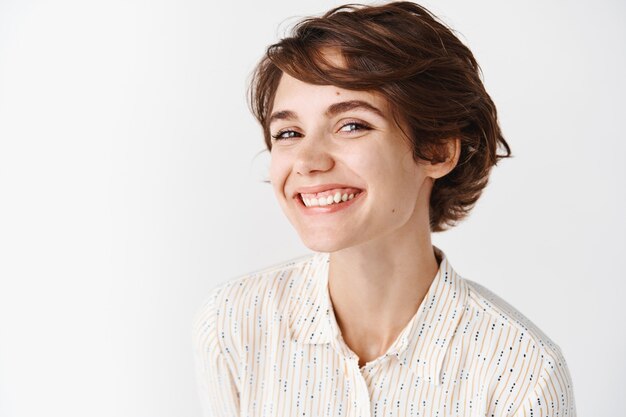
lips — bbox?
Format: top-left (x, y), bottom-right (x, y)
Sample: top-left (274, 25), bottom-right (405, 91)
top-left (293, 183), bottom-right (364, 199)
top-left (294, 187), bottom-right (365, 215)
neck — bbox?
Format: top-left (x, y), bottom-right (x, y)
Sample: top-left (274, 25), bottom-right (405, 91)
top-left (327, 213), bottom-right (440, 367)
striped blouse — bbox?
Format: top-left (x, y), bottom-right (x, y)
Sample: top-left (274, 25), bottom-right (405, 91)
top-left (192, 247), bottom-right (576, 417)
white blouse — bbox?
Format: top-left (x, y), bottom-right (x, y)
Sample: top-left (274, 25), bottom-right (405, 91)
top-left (193, 247), bottom-right (576, 417)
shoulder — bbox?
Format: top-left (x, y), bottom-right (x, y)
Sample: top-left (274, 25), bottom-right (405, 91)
top-left (464, 278), bottom-right (562, 354)
top-left (459, 278), bottom-right (576, 414)
top-left (192, 252), bottom-right (321, 354)
top-left (194, 252), bottom-right (319, 319)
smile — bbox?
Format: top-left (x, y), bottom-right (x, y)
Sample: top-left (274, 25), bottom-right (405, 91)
top-left (301, 190), bottom-right (362, 207)
top-left (296, 190), bottom-right (365, 214)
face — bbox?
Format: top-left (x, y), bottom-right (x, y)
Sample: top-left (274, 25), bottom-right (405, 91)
top-left (268, 72), bottom-right (434, 253)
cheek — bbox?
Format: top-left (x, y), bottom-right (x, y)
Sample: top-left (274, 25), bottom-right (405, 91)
top-left (348, 148), bottom-right (399, 181)
top-left (342, 147), bottom-right (382, 178)
top-left (269, 153), bottom-right (290, 193)
top-left (400, 151), bottom-right (421, 174)
top-left (363, 149), bottom-right (424, 197)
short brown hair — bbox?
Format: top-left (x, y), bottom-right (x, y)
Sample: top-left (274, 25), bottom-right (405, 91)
top-left (248, 1), bottom-right (512, 232)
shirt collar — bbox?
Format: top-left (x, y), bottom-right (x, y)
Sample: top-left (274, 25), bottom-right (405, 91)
top-left (288, 245), bottom-right (469, 386)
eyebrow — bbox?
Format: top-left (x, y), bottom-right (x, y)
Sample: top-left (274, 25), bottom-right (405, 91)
top-left (268, 100), bottom-right (385, 125)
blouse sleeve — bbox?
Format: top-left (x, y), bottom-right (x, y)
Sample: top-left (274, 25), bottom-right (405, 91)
top-left (512, 347), bottom-right (577, 417)
top-left (192, 286), bottom-right (240, 417)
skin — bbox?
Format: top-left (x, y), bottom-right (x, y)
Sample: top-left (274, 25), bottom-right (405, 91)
top-left (268, 66), bottom-right (460, 368)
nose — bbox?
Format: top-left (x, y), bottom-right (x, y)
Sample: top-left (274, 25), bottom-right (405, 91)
top-left (294, 134), bottom-right (334, 176)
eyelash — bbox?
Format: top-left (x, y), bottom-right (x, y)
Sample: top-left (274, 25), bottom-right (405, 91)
top-left (271, 121), bottom-right (372, 141)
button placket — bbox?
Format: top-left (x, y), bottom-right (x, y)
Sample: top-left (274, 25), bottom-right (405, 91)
top-left (345, 354), bottom-right (372, 417)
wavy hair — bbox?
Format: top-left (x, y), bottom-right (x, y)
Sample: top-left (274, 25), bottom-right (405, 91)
top-left (249, 1), bottom-right (512, 232)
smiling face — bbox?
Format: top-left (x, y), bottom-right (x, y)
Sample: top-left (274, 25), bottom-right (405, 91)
top-left (268, 72), bottom-right (436, 253)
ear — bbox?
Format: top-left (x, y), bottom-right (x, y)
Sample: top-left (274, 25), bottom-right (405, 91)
top-left (424, 138), bottom-right (461, 179)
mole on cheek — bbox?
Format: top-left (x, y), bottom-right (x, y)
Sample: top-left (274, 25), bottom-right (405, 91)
top-left (392, 209), bottom-right (396, 213)
top-left (335, 91), bottom-right (341, 96)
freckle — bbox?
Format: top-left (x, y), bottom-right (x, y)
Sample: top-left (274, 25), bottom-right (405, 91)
top-left (335, 91), bottom-right (341, 96)
top-left (392, 209), bottom-right (395, 213)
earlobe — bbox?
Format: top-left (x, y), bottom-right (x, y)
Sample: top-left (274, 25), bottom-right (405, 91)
top-left (427, 138), bottom-right (461, 179)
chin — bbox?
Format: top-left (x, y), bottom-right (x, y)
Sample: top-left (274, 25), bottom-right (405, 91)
top-left (299, 233), bottom-right (348, 253)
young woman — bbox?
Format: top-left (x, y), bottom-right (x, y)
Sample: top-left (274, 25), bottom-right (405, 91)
top-left (193, 2), bottom-right (576, 416)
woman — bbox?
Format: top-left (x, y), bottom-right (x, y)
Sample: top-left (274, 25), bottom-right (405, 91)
top-left (193, 2), bottom-right (576, 416)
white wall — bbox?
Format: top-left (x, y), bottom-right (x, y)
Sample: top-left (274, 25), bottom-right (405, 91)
top-left (0, 1), bottom-right (623, 416)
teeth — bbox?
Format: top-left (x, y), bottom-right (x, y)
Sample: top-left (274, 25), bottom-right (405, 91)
top-left (302, 192), bottom-right (360, 207)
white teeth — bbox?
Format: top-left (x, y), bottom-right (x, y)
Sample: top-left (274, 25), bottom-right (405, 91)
top-left (302, 191), bottom-right (360, 207)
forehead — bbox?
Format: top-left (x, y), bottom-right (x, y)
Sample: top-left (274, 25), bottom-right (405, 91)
top-left (271, 72), bottom-right (389, 115)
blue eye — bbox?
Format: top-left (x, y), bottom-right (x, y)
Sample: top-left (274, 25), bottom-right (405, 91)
top-left (339, 121), bottom-right (372, 133)
top-left (271, 130), bottom-right (302, 141)
top-left (271, 121), bottom-right (372, 141)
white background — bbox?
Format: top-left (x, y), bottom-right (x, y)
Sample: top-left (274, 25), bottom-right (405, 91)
top-left (0, 0), bottom-right (624, 416)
